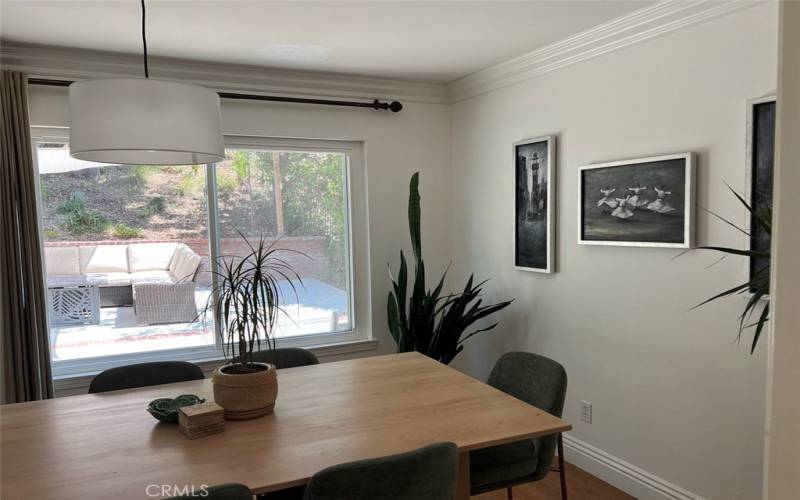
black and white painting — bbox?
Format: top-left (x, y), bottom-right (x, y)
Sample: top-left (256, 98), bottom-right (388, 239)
top-left (746, 97), bottom-right (775, 286)
top-left (579, 153), bottom-right (695, 248)
top-left (514, 135), bottom-right (556, 273)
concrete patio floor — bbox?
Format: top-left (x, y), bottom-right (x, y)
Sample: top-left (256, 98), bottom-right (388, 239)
top-left (49, 279), bottom-right (349, 361)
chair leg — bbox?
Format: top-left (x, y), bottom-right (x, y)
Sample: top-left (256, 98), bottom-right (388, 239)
top-left (557, 433), bottom-right (568, 500)
top-left (506, 485), bottom-right (513, 500)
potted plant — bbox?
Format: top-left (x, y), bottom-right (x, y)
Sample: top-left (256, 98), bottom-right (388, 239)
top-left (387, 173), bottom-right (513, 364)
top-left (202, 234), bottom-right (304, 420)
top-left (690, 185), bottom-right (771, 353)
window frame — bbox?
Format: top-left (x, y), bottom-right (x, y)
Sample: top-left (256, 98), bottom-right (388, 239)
top-left (31, 128), bottom-right (372, 380)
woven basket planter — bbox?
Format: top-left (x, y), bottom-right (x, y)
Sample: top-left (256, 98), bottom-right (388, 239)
top-left (212, 362), bottom-right (277, 420)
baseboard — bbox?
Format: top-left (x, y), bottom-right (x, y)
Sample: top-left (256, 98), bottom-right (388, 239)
top-left (562, 434), bottom-right (705, 500)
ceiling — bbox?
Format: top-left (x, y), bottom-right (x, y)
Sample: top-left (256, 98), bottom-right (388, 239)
top-left (0, 1), bottom-right (653, 84)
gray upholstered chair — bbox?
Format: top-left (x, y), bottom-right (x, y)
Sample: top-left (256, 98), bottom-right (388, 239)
top-left (246, 348), bottom-right (320, 369)
top-left (168, 483), bottom-right (252, 499)
top-left (88, 361), bottom-right (205, 393)
top-left (302, 442), bottom-right (458, 500)
top-left (470, 352), bottom-right (568, 500)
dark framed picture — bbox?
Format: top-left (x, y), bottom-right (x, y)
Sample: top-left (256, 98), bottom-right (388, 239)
top-left (745, 96), bottom-right (775, 287)
top-left (578, 153), bottom-right (695, 248)
top-left (514, 135), bottom-right (556, 273)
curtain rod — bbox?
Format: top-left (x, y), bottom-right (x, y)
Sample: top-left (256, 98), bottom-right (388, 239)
top-left (27, 78), bottom-right (404, 113)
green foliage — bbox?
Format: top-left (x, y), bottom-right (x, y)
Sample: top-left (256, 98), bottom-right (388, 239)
top-left (201, 233), bottom-right (306, 371)
top-left (231, 151), bottom-right (250, 183)
top-left (64, 208), bottom-right (109, 235)
top-left (43, 228), bottom-right (60, 240)
top-left (387, 172), bottom-right (513, 364)
top-left (39, 183), bottom-right (49, 201)
top-left (133, 165), bottom-right (160, 185)
top-left (176, 173), bottom-right (205, 197)
top-left (112, 224), bottom-right (142, 239)
top-left (57, 191), bottom-right (87, 215)
top-left (216, 172), bottom-right (238, 199)
top-left (280, 152), bottom-right (348, 287)
top-left (57, 191), bottom-right (109, 235)
top-left (138, 196), bottom-right (167, 218)
top-left (148, 196), bottom-right (167, 214)
top-left (690, 185), bottom-right (771, 354)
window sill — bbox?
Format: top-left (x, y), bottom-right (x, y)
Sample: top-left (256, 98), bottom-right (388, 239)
top-left (52, 338), bottom-right (379, 397)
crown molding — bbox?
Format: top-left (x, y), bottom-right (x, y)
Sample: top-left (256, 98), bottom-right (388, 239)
top-left (446, 0), bottom-right (766, 102)
top-left (0, 1), bottom-right (766, 106)
top-left (0, 42), bottom-right (450, 105)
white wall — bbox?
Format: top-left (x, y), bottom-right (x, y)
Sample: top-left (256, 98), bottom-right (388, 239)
top-left (27, 86), bottom-right (453, 361)
top-left (449, 5), bottom-right (777, 500)
top-left (764, 1), bottom-right (800, 497)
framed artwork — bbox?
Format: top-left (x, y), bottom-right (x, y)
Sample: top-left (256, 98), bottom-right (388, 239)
top-left (578, 152), bottom-right (695, 248)
top-left (745, 96), bottom-right (775, 287)
top-left (514, 135), bottom-right (556, 273)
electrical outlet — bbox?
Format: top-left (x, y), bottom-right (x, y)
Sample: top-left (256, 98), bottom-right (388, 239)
top-left (579, 400), bottom-right (592, 424)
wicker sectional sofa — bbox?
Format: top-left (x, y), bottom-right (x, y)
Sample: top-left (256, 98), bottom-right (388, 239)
top-left (44, 242), bottom-right (202, 325)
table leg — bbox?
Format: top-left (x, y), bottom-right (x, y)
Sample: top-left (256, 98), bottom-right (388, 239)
top-left (457, 450), bottom-right (470, 500)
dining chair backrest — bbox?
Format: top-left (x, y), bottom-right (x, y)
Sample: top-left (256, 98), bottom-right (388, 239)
top-left (88, 361), bottom-right (205, 393)
top-left (487, 351), bottom-right (567, 479)
top-left (167, 483), bottom-right (252, 500)
top-left (247, 348), bottom-right (320, 369)
top-left (302, 442), bottom-right (458, 500)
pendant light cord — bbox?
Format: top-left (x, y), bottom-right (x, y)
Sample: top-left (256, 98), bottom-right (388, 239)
top-left (141, 0), bottom-right (149, 78)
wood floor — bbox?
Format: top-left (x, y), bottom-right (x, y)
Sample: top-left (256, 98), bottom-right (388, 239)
top-left (473, 461), bottom-right (635, 500)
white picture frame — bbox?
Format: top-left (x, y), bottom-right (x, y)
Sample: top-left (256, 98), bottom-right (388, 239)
top-left (578, 152), bottom-right (695, 248)
top-left (513, 135), bottom-right (556, 273)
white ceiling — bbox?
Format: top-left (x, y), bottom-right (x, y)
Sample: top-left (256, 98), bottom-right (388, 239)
top-left (0, 1), bottom-right (653, 84)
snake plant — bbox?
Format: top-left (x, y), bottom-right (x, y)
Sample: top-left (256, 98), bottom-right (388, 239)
top-left (387, 172), bottom-right (513, 364)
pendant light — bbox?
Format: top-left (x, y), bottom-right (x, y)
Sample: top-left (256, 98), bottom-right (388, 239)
top-left (68, 0), bottom-right (224, 165)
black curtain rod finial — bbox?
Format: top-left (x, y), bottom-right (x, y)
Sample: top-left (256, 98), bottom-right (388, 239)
top-left (371, 100), bottom-right (403, 112)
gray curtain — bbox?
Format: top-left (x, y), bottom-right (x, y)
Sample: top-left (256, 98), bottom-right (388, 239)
top-left (1, 70), bottom-right (54, 403)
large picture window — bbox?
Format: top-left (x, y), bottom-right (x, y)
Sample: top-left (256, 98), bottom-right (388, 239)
top-left (34, 134), bottom-right (362, 377)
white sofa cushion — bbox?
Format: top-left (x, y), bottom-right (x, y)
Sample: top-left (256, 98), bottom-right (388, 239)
top-left (130, 270), bottom-right (175, 285)
top-left (169, 244), bottom-right (201, 282)
top-left (81, 246), bottom-right (129, 273)
top-left (44, 247), bottom-right (80, 276)
top-left (128, 243), bottom-right (178, 272)
top-left (85, 272), bottom-right (132, 287)
top-left (47, 274), bottom-right (88, 287)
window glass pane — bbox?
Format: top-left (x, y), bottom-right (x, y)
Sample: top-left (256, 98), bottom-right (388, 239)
top-left (37, 143), bottom-right (215, 362)
top-left (216, 149), bottom-right (352, 338)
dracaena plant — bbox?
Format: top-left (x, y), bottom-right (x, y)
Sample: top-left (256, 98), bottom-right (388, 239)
top-left (387, 172), bottom-right (513, 364)
top-left (691, 185), bottom-right (771, 353)
top-left (201, 233), bottom-right (304, 373)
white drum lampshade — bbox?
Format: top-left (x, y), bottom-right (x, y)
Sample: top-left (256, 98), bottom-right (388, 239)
top-left (68, 78), bottom-right (224, 165)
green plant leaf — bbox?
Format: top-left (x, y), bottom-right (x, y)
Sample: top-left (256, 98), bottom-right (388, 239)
top-left (408, 172), bottom-right (422, 263)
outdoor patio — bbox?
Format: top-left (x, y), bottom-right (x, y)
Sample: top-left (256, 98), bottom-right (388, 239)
top-left (49, 278), bottom-right (349, 361)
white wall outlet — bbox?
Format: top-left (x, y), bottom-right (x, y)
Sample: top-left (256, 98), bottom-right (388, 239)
top-left (579, 400), bottom-right (592, 424)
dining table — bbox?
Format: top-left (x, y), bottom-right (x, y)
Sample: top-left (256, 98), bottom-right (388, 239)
top-left (0, 351), bottom-right (571, 499)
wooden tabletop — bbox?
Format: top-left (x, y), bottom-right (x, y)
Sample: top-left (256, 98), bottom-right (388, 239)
top-left (1, 352), bottom-right (570, 499)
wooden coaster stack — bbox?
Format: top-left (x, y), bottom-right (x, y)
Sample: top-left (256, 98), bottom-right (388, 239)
top-left (178, 401), bottom-right (225, 439)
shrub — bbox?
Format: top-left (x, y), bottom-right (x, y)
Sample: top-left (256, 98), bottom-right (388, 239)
top-left (138, 196), bottom-right (167, 218)
top-left (57, 191), bottom-right (87, 215)
top-left (133, 165), bottom-right (159, 185)
top-left (64, 209), bottom-right (109, 235)
top-left (112, 224), bottom-right (142, 239)
top-left (216, 172), bottom-right (238, 199)
top-left (177, 174), bottom-right (205, 197)
top-left (43, 228), bottom-right (60, 240)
